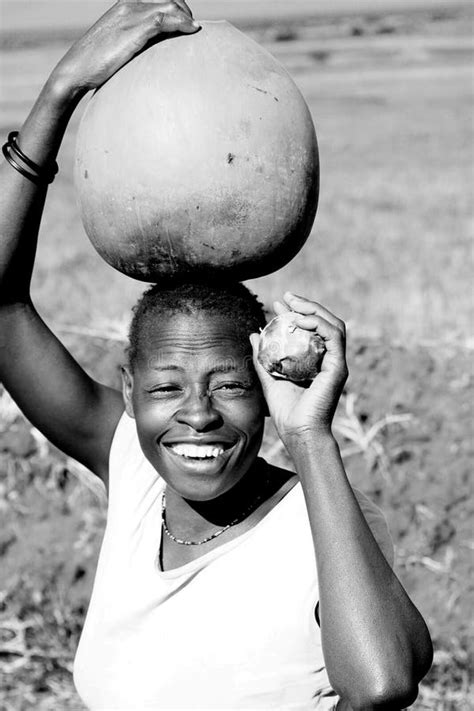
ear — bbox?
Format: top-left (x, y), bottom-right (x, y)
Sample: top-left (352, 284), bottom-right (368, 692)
top-left (121, 365), bottom-right (135, 418)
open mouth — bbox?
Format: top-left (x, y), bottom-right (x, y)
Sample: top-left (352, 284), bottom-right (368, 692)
top-left (163, 442), bottom-right (235, 462)
top-left (169, 443), bottom-right (224, 460)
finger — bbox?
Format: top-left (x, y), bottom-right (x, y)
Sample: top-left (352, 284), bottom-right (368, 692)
top-left (123, 3), bottom-right (199, 39)
top-left (292, 312), bottom-right (340, 338)
top-left (293, 314), bottom-right (345, 361)
top-left (283, 291), bottom-right (338, 322)
top-left (137, 4), bottom-right (199, 35)
top-left (273, 300), bottom-right (291, 317)
top-left (126, 0), bottom-right (193, 13)
top-left (294, 316), bottom-right (346, 377)
top-left (173, 0), bottom-right (194, 18)
top-left (292, 317), bottom-right (347, 384)
top-left (159, 8), bottom-right (200, 33)
top-left (284, 292), bottom-right (345, 332)
top-left (158, 0), bottom-right (195, 23)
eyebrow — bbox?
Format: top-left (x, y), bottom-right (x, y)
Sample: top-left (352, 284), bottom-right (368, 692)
top-left (208, 365), bottom-right (242, 375)
top-left (149, 364), bottom-right (244, 375)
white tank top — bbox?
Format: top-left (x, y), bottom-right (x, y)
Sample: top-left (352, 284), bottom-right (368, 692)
top-left (74, 413), bottom-right (393, 711)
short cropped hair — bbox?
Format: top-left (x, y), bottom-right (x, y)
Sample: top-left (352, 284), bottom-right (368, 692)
top-left (127, 279), bottom-right (267, 368)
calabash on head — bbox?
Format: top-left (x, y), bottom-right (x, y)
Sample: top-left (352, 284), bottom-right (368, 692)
top-left (74, 21), bottom-right (319, 281)
top-left (257, 311), bottom-right (326, 382)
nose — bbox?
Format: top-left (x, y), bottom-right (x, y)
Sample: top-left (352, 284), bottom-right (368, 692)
top-left (176, 385), bottom-right (223, 432)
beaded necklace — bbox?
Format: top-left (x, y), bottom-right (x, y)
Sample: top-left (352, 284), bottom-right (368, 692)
top-left (161, 474), bottom-right (270, 546)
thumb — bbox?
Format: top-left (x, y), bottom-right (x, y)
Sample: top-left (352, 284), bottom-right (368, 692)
top-left (159, 10), bottom-right (201, 34)
top-left (249, 333), bottom-right (276, 393)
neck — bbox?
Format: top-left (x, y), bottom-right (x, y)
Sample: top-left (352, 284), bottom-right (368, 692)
top-left (164, 459), bottom-right (268, 538)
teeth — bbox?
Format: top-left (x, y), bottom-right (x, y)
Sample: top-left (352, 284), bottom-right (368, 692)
top-left (169, 443), bottom-right (225, 459)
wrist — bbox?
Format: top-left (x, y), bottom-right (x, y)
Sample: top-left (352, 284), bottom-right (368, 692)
top-left (14, 71), bottom-right (87, 168)
top-left (45, 68), bottom-right (89, 108)
top-left (287, 431), bottom-right (345, 487)
top-left (283, 426), bottom-right (337, 458)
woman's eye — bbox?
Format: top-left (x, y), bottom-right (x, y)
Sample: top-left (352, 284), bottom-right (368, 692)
top-left (148, 384), bottom-right (182, 396)
top-left (214, 382), bottom-right (248, 394)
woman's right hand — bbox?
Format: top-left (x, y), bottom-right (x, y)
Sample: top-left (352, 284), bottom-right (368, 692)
top-left (52, 0), bottom-right (199, 96)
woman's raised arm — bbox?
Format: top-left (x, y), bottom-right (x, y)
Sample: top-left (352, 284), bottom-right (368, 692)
top-left (251, 292), bottom-right (433, 710)
top-left (0, 1), bottom-right (199, 482)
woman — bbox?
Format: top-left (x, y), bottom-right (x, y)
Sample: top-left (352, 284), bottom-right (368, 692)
top-left (0, 2), bottom-right (432, 709)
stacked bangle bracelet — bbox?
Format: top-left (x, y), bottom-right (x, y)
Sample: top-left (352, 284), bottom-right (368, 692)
top-left (2, 131), bottom-right (58, 185)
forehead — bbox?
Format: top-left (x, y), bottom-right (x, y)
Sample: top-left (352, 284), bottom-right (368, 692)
top-left (137, 311), bottom-right (252, 372)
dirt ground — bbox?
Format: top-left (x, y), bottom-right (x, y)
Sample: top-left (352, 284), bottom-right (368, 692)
top-left (0, 1), bottom-right (472, 709)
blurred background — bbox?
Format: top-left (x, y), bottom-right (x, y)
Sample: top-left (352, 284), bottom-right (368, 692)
top-left (0, 1), bottom-right (472, 709)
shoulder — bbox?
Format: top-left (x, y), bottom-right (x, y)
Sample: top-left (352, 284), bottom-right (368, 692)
top-left (264, 462), bottom-right (394, 567)
top-left (107, 411), bottom-right (162, 503)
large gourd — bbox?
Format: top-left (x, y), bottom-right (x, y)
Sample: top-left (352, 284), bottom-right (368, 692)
top-left (74, 21), bottom-right (319, 281)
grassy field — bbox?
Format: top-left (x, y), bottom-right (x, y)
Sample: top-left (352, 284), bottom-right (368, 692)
top-left (0, 2), bottom-right (473, 709)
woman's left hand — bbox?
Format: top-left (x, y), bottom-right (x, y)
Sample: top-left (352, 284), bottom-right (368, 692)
top-left (250, 292), bottom-right (348, 448)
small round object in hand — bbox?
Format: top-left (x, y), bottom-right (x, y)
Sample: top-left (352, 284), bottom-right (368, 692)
top-left (257, 311), bottom-right (326, 382)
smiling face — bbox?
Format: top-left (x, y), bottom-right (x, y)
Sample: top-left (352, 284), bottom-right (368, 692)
top-left (122, 310), bottom-right (267, 502)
